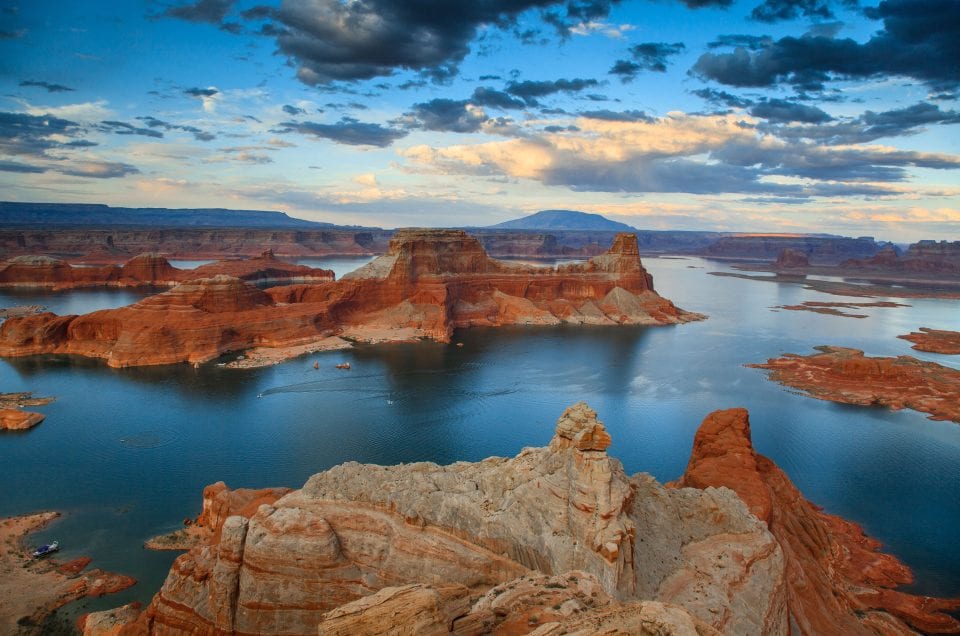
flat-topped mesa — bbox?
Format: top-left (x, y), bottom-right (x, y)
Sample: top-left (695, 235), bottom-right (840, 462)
top-left (673, 408), bottom-right (960, 635)
top-left (385, 228), bottom-right (495, 280)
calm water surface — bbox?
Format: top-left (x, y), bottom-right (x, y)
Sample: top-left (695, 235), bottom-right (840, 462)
top-left (1, 257), bottom-right (958, 619)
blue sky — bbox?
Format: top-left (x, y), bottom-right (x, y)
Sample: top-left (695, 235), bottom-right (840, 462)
top-left (1, 0), bottom-right (958, 240)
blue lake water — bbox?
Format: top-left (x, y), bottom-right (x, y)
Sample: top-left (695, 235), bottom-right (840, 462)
top-left (0, 256), bottom-right (958, 620)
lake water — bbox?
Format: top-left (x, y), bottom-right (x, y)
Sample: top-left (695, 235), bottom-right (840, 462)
top-left (1, 256), bottom-right (958, 620)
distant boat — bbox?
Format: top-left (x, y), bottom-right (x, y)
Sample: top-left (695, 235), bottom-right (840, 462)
top-left (335, 362), bottom-right (351, 370)
top-left (32, 540), bottom-right (59, 558)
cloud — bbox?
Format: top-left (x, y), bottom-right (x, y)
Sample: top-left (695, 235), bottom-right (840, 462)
top-left (19, 80), bottom-right (75, 93)
top-left (0, 111), bottom-right (84, 157)
top-left (750, 0), bottom-right (835, 22)
top-left (569, 20), bottom-right (635, 39)
top-left (99, 120), bottom-right (165, 138)
top-left (691, 87), bottom-right (754, 108)
top-left (708, 35), bottom-right (773, 50)
top-left (257, 0), bottom-right (622, 84)
top-left (136, 116), bottom-right (216, 141)
top-left (282, 104), bottom-right (306, 115)
top-left (277, 117), bottom-right (408, 147)
top-left (401, 111), bottom-right (960, 198)
top-left (0, 160), bottom-right (47, 173)
top-left (57, 161), bottom-right (140, 179)
top-left (504, 78), bottom-right (600, 106)
top-left (0, 28), bottom-right (25, 40)
top-left (578, 109), bottom-right (653, 122)
top-left (609, 42), bottom-right (685, 80)
top-left (183, 86), bottom-right (220, 112)
top-left (748, 98), bottom-right (833, 123)
top-left (693, 0), bottom-right (960, 90)
top-left (761, 101), bottom-right (960, 144)
top-left (469, 87), bottom-right (526, 110)
top-left (163, 0), bottom-right (235, 23)
top-left (398, 99), bottom-right (489, 133)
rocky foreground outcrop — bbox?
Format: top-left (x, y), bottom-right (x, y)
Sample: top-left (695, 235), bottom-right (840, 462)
top-left (92, 403), bottom-right (960, 635)
top-left (0, 250), bottom-right (333, 290)
top-left (750, 345), bottom-right (960, 423)
top-left (671, 408), bottom-right (960, 634)
top-left (112, 403), bottom-right (785, 635)
top-left (0, 230), bottom-right (702, 367)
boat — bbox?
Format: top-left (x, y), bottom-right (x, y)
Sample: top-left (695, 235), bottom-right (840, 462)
top-left (32, 540), bottom-right (59, 558)
top-left (335, 362), bottom-right (351, 370)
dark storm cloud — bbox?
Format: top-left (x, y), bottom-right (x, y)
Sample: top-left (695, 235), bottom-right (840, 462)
top-left (278, 118), bottom-right (408, 147)
top-left (691, 87), bottom-right (754, 108)
top-left (256, 0), bottom-right (623, 85)
top-left (750, 0), bottom-right (834, 22)
top-left (748, 98), bottom-right (832, 123)
top-left (504, 78), bottom-right (600, 106)
top-left (282, 104), bottom-right (306, 116)
top-left (578, 109), bottom-right (653, 122)
top-left (184, 87), bottom-right (219, 97)
top-left (99, 120), bottom-right (165, 138)
top-left (0, 159), bottom-right (47, 173)
top-left (470, 87), bottom-right (526, 110)
top-left (163, 0), bottom-right (235, 23)
top-left (609, 42), bottom-right (685, 80)
top-left (0, 111), bottom-right (83, 157)
top-left (135, 116), bottom-right (216, 141)
top-left (693, 0), bottom-right (960, 90)
top-left (19, 80), bottom-right (75, 93)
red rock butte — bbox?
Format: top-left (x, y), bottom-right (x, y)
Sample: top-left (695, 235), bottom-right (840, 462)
top-left (0, 230), bottom-right (703, 368)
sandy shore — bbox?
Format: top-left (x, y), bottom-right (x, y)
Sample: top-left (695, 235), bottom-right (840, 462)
top-left (0, 512), bottom-right (136, 635)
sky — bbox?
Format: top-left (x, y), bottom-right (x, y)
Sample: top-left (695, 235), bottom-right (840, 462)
top-left (1, 0), bottom-right (958, 241)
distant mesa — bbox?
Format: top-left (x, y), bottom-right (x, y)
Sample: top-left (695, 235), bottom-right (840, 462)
top-left (487, 209), bottom-right (636, 232)
top-left (773, 248), bottom-right (810, 269)
top-left (0, 230), bottom-right (703, 368)
top-left (0, 201), bottom-right (336, 229)
top-left (93, 403), bottom-right (960, 635)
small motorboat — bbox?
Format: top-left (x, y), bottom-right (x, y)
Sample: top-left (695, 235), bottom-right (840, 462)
top-left (335, 362), bottom-right (351, 370)
top-left (32, 540), bottom-right (59, 558)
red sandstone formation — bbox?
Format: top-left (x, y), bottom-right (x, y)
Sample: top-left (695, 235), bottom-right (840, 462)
top-left (899, 328), bottom-right (960, 355)
top-left (0, 408), bottom-right (45, 430)
top-left (0, 250), bottom-right (333, 290)
top-left (774, 247), bottom-right (810, 268)
top-left (0, 230), bottom-right (702, 367)
top-left (672, 408), bottom-right (960, 634)
top-left (750, 346), bottom-right (960, 422)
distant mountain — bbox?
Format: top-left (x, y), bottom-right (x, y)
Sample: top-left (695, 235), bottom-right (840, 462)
top-left (0, 202), bottom-right (337, 229)
top-left (488, 209), bottom-right (635, 232)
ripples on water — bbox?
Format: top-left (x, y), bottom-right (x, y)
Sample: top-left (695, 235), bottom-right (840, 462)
top-left (0, 256), bottom-right (958, 615)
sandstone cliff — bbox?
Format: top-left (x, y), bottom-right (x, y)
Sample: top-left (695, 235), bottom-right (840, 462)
top-left (119, 403), bottom-right (786, 635)
top-left (0, 231), bottom-right (702, 367)
top-left (672, 408), bottom-right (960, 634)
